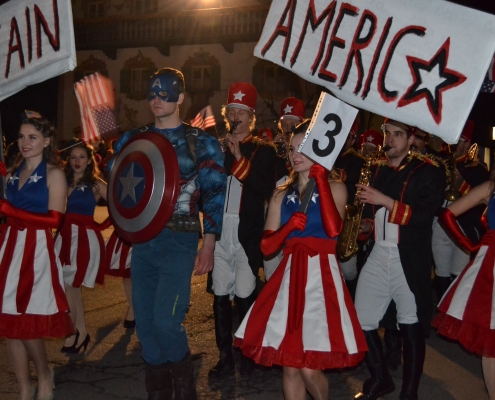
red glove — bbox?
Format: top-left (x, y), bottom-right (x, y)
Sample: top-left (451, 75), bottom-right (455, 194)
top-left (261, 212), bottom-right (307, 256)
top-left (0, 200), bottom-right (63, 229)
top-left (0, 161), bottom-right (6, 177)
top-left (308, 164), bottom-right (343, 238)
top-left (438, 208), bottom-right (480, 253)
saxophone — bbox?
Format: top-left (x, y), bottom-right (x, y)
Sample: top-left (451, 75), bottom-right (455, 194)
top-left (337, 146), bottom-right (382, 260)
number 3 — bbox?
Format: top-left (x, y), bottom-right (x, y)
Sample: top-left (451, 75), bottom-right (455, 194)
top-left (312, 113), bottom-right (342, 157)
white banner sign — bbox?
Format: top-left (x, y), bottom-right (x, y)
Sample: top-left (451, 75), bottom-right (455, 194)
top-left (255, 0), bottom-right (495, 143)
top-left (299, 92), bottom-right (358, 170)
top-left (0, 0), bottom-right (76, 102)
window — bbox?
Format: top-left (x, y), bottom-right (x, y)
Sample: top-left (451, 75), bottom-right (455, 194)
top-left (87, 1), bottom-right (105, 18)
top-left (191, 66), bottom-right (211, 92)
top-left (131, 68), bottom-right (149, 95)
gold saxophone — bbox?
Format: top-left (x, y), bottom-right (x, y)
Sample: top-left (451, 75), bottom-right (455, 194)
top-left (337, 146), bottom-right (382, 260)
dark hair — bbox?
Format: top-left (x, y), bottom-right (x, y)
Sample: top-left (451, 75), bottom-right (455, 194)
top-left (11, 117), bottom-right (60, 173)
top-left (278, 119), bottom-right (341, 197)
top-left (64, 142), bottom-right (101, 190)
top-left (151, 68), bottom-right (185, 93)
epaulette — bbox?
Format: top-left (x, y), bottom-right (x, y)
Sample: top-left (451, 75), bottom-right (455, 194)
top-left (410, 151), bottom-right (440, 167)
top-left (344, 147), bottom-right (366, 160)
top-left (252, 136), bottom-right (277, 150)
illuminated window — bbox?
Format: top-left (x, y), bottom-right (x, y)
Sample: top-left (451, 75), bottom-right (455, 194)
top-left (87, 1), bottom-right (105, 18)
top-left (191, 66), bottom-right (211, 92)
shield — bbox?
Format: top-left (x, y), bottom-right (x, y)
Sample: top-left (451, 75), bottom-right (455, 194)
top-left (108, 132), bottom-right (180, 243)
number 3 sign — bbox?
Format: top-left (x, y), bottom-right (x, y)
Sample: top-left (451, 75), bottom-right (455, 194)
top-left (298, 92), bottom-right (358, 171)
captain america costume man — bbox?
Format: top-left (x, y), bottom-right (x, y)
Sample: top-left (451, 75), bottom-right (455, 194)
top-left (111, 68), bottom-right (226, 399)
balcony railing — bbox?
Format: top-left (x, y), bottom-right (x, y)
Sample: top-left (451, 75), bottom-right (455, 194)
top-left (74, 6), bottom-right (269, 58)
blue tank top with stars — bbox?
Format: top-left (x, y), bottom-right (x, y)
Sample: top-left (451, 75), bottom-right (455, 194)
top-left (6, 159), bottom-right (49, 213)
top-left (486, 191), bottom-right (495, 230)
top-left (281, 186), bottom-right (332, 239)
top-left (66, 182), bottom-right (97, 216)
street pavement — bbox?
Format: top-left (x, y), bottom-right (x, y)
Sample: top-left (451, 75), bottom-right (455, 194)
top-left (0, 207), bottom-right (490, 399)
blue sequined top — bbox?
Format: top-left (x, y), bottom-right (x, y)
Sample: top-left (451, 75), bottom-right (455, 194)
top-left (7, 159), bottom-right (49, 213)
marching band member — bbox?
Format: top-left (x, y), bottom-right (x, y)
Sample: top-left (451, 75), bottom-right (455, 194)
top-left (235, 121), bottom-right (367, 400)
top-left (358, 129), bottom-right (383, 158)
top-left (354, 119), bottom-right (445, 400)
top-left (210, 82), bottom-right (277, 378)
top-left (0, 116), bottom-right (73, 400)
top-left (55, 141), bottom-right (109, 354)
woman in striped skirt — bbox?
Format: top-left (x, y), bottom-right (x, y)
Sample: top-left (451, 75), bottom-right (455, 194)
top-left (235, 122), bottom-right (367, 400)
top-left (433, 178), bottom-right (495, 400)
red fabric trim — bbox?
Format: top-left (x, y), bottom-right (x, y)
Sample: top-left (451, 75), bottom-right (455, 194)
top-left (459, 180), bottom-right (470, 195)
top-left (0, 227), bottom-right (16, 312)
top-left (388, 201), bottom-right (412, 225)
top-left (433, 312), bottom-right (495, 358)
top-left (235, 339), bottom-right (366, 370)
top-left (16, 229), bottom-right (36, 313)
top-left (104, 232), bottom-right (132, 278)
top-left (94, 229), bottom-right (106, 285)
top-left (0, 311), bottom-right (74, 340)
top-left (72, 224), bottom-right (91, 288)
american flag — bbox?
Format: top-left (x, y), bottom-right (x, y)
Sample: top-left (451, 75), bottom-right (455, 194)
top-left (190, 105), bottom-right (216, 130)
top-left (74, 73), bottom-right (119, 143)
top-left (481, 54), bottom-right (495, 93)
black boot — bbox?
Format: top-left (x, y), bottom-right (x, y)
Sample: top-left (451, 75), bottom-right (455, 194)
top-left (209, 295), bottom-right (235, 378)
top-left (354, 330), bottom-right (395, 400)
top-left (433, 275), bottom-right (452, 303)
top-left (384, 328), bottom-right (402, 371)
top-left (399, 323), bottom-right (425, 400)
top-left (169, 352), bottom-right (197, 400)
top-left (345, 278), bottom-right (358, 302)
top-left (235, 291), bottom-right (257, 376)
top-left (145, 363), bottom-right (173, 400)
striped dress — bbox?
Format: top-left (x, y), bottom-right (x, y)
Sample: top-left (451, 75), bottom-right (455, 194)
top-left (433, 193), bottom-right (495, 357)
top-left (234, 188), bottom-right (367, 369)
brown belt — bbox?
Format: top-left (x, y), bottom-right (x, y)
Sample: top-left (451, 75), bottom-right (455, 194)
top-left (165, 214), bottom-right (201, 232)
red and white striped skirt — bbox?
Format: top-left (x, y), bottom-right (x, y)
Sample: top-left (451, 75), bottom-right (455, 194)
top-left (104, 231), bottom-right (132, 279)
top-left (235, 237), bottom-right (367, 370)
top-left (433, 230), bottom-right (495, 358)
top-left (0, 224), bottom-right (73, 339)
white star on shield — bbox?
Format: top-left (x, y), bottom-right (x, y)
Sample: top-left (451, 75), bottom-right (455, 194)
top-left (311, 192), bottom-right (319, 203)
top-left (286, 191), bottom-right (299, 204)
top-left (233, 91), bottom-right (245, 101)
top-left (8, 175), bottom-right (19, 185)
top-left (283, 104), bottom-right (293, 114)
top-left (119, 163), bottom-right (144, 203)
top-left (28, 173), bottom-right (42, 183)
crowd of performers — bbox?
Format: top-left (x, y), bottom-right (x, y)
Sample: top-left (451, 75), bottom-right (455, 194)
top-left (0, 66), bottom-right (494, 400)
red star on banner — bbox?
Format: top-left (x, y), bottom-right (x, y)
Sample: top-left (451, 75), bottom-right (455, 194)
top-left (397, 38), bottom-right (466, 124)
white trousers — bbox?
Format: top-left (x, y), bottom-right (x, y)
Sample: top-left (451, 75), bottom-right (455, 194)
top-left (355, 244), bottom-right (418, 330)
top-left (212, 214), bottom-right (256, 298)
top-left (432, 217), bottom-right (470, 277)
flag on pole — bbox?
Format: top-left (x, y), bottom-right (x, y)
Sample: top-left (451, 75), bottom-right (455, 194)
top-left (481, 54), bottom-right (495, 93)
top-left (190, 105), bottom-right (216, 130)
top-left (74, 73), bottom-right (119, 143)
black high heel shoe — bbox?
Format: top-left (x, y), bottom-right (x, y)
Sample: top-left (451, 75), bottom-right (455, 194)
top-left (61, 330), bottom-right (80, 353)
top-left (66, 333), bottom-right (90, 354)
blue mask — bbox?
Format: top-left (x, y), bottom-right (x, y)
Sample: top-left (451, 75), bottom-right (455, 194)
top-left (147, 72), bottom-right (181, 103)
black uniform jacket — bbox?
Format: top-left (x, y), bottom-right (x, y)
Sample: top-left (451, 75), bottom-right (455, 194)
top-left (334, 148), bottom-right (366, 204)
top-left (364, 154), bottom-right (446, 335)
top-left (224, 136), bottom-right (277, 274)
